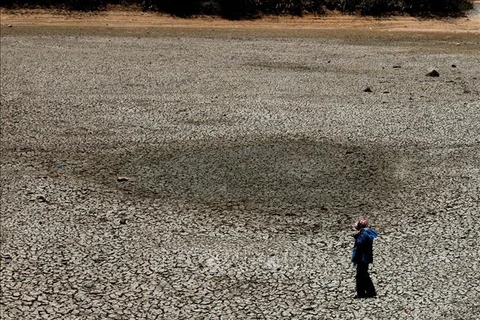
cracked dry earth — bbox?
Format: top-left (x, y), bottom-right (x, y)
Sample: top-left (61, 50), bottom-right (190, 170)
top-left (1, 25), bottom-right (480, 319)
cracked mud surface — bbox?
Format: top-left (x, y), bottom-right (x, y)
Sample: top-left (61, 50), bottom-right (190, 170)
top-left (1, 21), bottom-right (480, 319)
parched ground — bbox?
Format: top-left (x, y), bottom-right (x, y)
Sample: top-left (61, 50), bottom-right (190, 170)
top-left (1, 9), bottom-right (480, 320)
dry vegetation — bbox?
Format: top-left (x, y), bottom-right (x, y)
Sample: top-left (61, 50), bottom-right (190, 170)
top-left (1, 0), bottom-right (474, 17)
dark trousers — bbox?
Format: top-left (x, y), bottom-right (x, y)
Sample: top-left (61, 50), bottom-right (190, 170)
top-left (356, 262), bottom-right (376, 297)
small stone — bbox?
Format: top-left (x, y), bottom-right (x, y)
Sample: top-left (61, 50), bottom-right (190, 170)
top-left (426, 70), bottom-right (440, 77)
top-left (8, 25), bottom-right (13, 28)
top-left (30, 195), bottom-right (47, 203)
top-left (117, 176), bottom-right (130, 182)
top-left (364, 87), bottom-right (372, 93)
top-left (120, 218), bottom-right (127, 225)
top-left (393, 65), bottom-right (401, 68)
top-left (451, 64), bottom-right (457, 68)
top-left (302, 306), bottom-right (315, 311)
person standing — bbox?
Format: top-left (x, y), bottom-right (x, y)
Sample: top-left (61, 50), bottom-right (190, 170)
top-left (351, 217), bottom-right (378, 298)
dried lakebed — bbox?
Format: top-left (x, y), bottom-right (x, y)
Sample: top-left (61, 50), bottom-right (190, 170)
top-left (1, 26), bottom-right (480, 319)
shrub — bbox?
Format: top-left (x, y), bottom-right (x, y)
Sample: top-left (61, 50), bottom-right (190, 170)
top-left (1, 0), bottom-right (106, 10)
top-left (200, 0), bottom-right (221, 15)
top-left (358, 0), bottom-right (400, 15)
top-left (0, 0), bottom-right (474, 16)
top-left (219, 0), bottom-right (260, 19)
top-left (147, 0), bottom-right (202, 16)
top-left (260, 0), bottom-right (302, 15)
top-left (67, 0), bottom-right (106, 11)
top-left (327, 0), bottom-right (472, 16)
top-left (403, 0), bottom-right (473, 16)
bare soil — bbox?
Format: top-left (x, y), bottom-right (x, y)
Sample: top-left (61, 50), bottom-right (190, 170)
top-left (1, 6), bottom-right (479, 320)
top-left (1, 7), bottom-right (479, 33)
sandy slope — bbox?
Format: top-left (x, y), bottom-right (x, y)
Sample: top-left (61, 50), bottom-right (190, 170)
top-left (1, 7), bottom-right (479, 33)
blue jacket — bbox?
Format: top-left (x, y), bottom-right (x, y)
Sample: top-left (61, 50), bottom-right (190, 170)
top-left (351, 228), bottom-right (378, 265)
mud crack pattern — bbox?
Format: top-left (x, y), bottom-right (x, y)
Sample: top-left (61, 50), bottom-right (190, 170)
top-left (1, 26), bottom-right (480, 319)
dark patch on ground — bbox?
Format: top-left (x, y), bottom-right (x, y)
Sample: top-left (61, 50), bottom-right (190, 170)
top-left (246, 61), bottom-right (323, 73)
top-left (59, 135), bottom-right (402, 216)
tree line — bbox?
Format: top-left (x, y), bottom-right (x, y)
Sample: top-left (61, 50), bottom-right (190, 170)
top-left (1, 0), bottom-right (474, 18)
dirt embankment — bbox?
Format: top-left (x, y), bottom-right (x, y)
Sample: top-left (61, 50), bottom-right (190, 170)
top-left (1, 7), bottom-right (480, 33)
